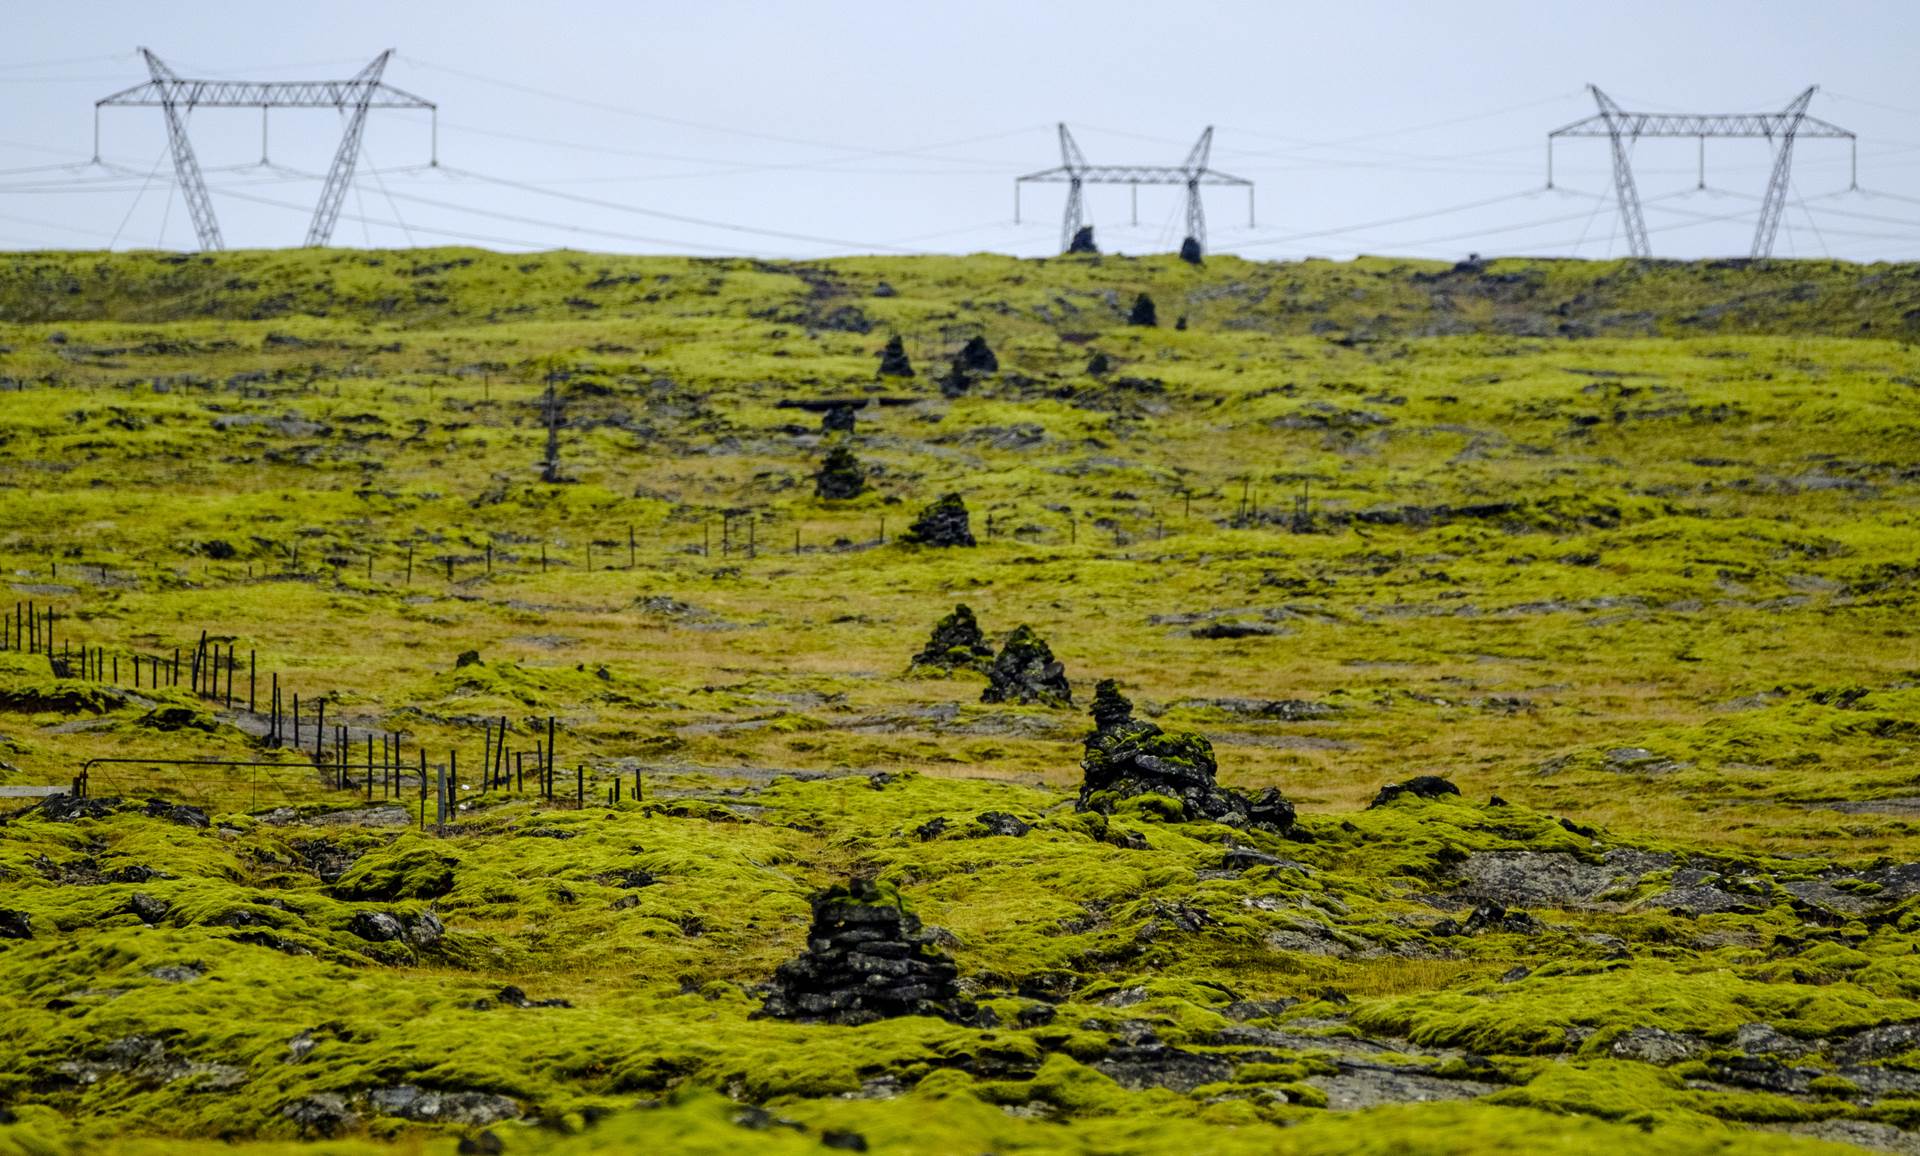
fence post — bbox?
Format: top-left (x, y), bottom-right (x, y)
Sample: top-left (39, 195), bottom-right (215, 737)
top-left (576, 764), bottom-right (583, 809)
top-left (249, 651), bottom-right (257, 714)
top-left (418, 749), bottom-right (427, 830)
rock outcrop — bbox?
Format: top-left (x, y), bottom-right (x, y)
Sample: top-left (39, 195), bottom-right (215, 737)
top-left (1128, 293), bottom-right (1158, 327)
top-left (758, 878), bottom-right (973, 1026)
top-left (814, 445), bottom-right (867, 500)
top-left (1077, 680), bottom-right (1295, 832)
top-left (911, 604), bottom-right (993, 671)
top-left (1067, 225), bottom-right (1098, 254)
top-left (1179, 236), bottom-right (1203, 265)
top-left (901, 493), bottom-right (975, 547)
top-left (1369, 776), bottom-right (1460, 808)
top-left (981, 625), bottom-right (1071, 707)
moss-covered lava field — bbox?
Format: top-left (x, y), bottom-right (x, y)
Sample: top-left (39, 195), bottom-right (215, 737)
top-left (2, 248), bottom-right (1920, 1153)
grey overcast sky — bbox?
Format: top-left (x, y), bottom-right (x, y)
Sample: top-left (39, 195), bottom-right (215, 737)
top-left (2, 0), bottom-right (1918, 261)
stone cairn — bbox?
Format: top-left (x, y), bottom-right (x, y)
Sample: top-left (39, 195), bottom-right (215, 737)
top-left (911, 604), bottom-right (993, 672)
top-left (814, 445), bottom-right (867, 500)
top-left (981, 625), bottom-right (1071, 707)
top-left (901, 493), bottom-right (976, 547)
top-left (876, 335), bottom-right (914, 378)
top-left (758, 877), bottom-right (973, 1026)
top-left (1077, 679), bottom-right (1294, 832)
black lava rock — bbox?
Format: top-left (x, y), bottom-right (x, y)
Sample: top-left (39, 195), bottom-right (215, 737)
top-left (1369, 775), bottom-right (1461, 808)
top-left (876, 335), bottom-right (914, 378)
top-left (143, 799), bottom-right (210, 828)
top-left (901, 492), bottom-right (976, 547)
top-left (758, 877), bottom-right (974, 1026)
top-left (33, 795), bottom-right (119, 822)
top-left (455, 650), bottom-right (482, 669)
top-left (981, 625), bottom-right (1071, 707)
top-left (1077, 679), bottom-right (1294, 833)
top-left (1178, 236), bottom-right (1203, 265)
top-left (0, 908), bottom-right (31, 939)
top-left (126, 893), bottom-right (171, 924)
top-left (1128, 293), bottom-right (1157, 327)
top-left (911, 604), bottom-right (993, 671)
top-left (814, 445), bottom-right (867, 501)
top-left (1067, 225), bottom-right (1098, 254)
top-left (975, 811), bottom-right (1031, 838)
top-left (1086, 351), bottom-right (1112, 377)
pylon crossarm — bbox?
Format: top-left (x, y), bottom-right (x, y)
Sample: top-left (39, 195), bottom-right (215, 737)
top-left (1019, 165), bottom-right (1250, 186)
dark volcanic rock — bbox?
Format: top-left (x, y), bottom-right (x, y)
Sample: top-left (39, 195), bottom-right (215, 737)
top-left (1432, 900), bottom-right (1543, 937)
top-left (901, 492), bottom-right (975, 547)
top-left (1610, 1026), bottom-right (1704, 1065)
top-left (126, 893), bottom-right (171, 925)
top-left (351, 911), bottom-right (406, 942)
top-left (1077, 679), bottom-right (1294, 833)
top-left (875, 335), bottom-right (914, 378)
top-left (0, 907), bottom-right (30, 939)
top-left (814, 445), bottom-right (867, 500)
top-left (282, 1093), bottom-right (358, 1138)
top-left (1179, 236), bottom-right (1203, 265)
top-left (31, 795), bottom-right (120, 822)
top-left (981, 625), bottom-right (1071, 707)
top-left (974, 811), bottom-right (1031, 838)
top-left (821, 404), bottom-right (857, 434)
top-left (1067, 225), bottom-right (1098, 254)
top-left (1095, 1044), bottom-right (1232, 1092)
top-left (1369, 776), bottom-right (1460, 808)
top-left (1086, 351), bottom-right (1111, 376)
top-left (911, 604), bottom-right (993, 671)
top-left (955, 335), bottom-right (998, 373)
top-left (143, 799), bottom-right (209, 828)
top-left (367, 1084), bottom-right (521, 1125)
top-left (1128, 293), bottom-right (1157, 327)
top-left (758, 877), bottom-right (974, 1026)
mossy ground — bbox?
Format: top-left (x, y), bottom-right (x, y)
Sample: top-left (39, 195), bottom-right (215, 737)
top-left (0, 248), bottom-right (1918, 1153)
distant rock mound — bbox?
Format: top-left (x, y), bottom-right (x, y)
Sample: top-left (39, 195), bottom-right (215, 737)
top-left (901, 492), bottom-right (975, 547)
top-left (814, 445), bottom-right (867, 500)
top-left (912, 604), bottom-right (993, 671)
top-left (982, 625), bottom-right (1071, 707)
top-left (876, 335), bottom-right (914, 378)
top-left (1370, 776), bottom-right (1460, 808)
top-left (1078, 680), bottom-right (1295, 832)
top-left (1067, 225), bottom-right (1098, 254)
top-left (758, 877), bottom-right (974, 1025)
top-left (1128, 293), bottom-right (1158, 327)
top-left (955, 336), bottom-right (998, 374)
top-left (1179, 237), bottom-right (1203, 265)
top-left (821, 403), bottom-right (857, 434)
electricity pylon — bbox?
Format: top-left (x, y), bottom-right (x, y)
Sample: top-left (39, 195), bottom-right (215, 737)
top-left (96, 49), bottom-right (437, 250)
top-left (1016, 124), bottom-right (1253, 257)
top-left (1548, 85), bottom-right (1854, 258)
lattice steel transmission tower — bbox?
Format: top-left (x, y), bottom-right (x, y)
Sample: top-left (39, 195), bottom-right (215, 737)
top-left (95, 49), bottom-right (437, 251)
top-left (1015, 124), bottom-right (1253, 257)
top-left (1548, 85), bottom-right (1855, 259)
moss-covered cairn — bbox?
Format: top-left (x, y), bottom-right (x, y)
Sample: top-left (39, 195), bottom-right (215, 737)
top-left (814, 445), bottom-right (867, 500)
top-left (758, 877), bottom-right (973, 1026)
top-left (1078, 679), bottom-right (1295, 832)
top-left (911, 604), bottom-right (993, 672)
top-left (900, 492), bottom-right (975, 547)
top-left (981, 624), bottom-right (1071, 707)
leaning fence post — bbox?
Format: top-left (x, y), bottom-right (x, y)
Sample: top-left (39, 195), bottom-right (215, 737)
top-left (576, 764), bottom-right (583, 809)
top-left (314, 698), bottom-right (326, 761)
